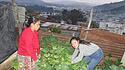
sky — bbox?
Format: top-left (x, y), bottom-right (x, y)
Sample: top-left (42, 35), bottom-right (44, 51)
top-left (43, 0), bottom-right (124, 5)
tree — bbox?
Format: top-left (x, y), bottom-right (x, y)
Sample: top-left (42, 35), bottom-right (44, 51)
top-left (69, 9), bottom-right (82, 24)
top-left (61, 9), bottom-right (87, 25)
top-left (91, 21), bottom-right (99, 28)
top-left (62, 9), bottom-right (69, 22)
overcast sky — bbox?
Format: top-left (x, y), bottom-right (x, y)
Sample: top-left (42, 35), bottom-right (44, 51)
top-left (43, 0), bottom-right (124, 5)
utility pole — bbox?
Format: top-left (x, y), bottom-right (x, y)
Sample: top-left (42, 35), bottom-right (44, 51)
top-left (12, 0), bottom-right (16, 6)
top-left (12, 0), bottom-right (18, 26)
top-left (84, 8), bottom-right (93, 40)
top-left (12, 0), bottom-right (17, 15)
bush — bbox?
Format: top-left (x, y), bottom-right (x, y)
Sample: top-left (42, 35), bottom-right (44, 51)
top-left (49, 26), bottom-right (61, 33)
top-left (102, 53), bottom-right (125, 70)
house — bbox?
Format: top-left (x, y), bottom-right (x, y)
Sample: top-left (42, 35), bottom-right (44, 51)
top-left (99, 21), bottom-right (125, 35)
top-left (41, 11), bottom-right (60, 18)
top-left (41, 22), bottom-right (80, 31)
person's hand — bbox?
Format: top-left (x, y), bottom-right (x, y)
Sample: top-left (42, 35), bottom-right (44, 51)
top-left (33, 59), bottom-right (38, 65)
top-left (71, 61), bottom-right (74, 64)
top-left (37, 54), bottom-right (41, 59)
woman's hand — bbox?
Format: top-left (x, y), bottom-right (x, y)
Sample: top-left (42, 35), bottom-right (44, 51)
top-left (37, 54), bottom-right (41, 59)
top-left (71, 60), bottom-right (74, 64)
top-left (33, 59), bottom-right (38, 65)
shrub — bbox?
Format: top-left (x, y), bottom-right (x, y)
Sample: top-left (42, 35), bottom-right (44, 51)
top-left (49, 26), bottom-right (61, 33)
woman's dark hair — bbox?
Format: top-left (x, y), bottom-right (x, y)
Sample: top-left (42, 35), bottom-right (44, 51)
top-left (70, 37), bottom-right (90, 45)
top-left (26, 16), bottom-right (40, 27)
top-left (70, 37), bottom-right (80, 43)
top-left (27, 17), bottom-right (33, 27)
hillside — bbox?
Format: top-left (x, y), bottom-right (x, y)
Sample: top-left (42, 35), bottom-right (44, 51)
top-left (0, 0), bottom-right (92, 10)
top-left (0, 0), bottom-right (46, 6)
top-left (110, 5), bottom-right (125, 14)
top-left (47, 1), bottom-right (93, 9)
top-left (94, 1), bottom-right (125, 12)
top-left (93, 1), bottom-right (125, 21)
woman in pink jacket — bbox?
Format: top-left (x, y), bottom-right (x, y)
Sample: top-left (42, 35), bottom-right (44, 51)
top-left (18, 16), bottom-right (41, 70)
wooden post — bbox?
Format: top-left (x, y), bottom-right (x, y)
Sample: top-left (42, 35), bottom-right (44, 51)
top-left (12, 0), bottom-right (17, 19)
top-left (121, 52), bottom-right (125, 66)
top-left (84, 8), bottom-right (93, 40)
top-left (12, 0), bottom-right (16, 8)
top-left (80, 23), bottom-right (85, 40)
top-left (12, 0), bottom-right (18, 27)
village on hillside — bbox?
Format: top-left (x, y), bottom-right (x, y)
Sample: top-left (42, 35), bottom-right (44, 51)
top-left (0, 0), bottom-right (125, 70)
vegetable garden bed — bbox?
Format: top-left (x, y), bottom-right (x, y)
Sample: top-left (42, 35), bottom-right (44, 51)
top-left (12, 35), bottom-right (125, 70)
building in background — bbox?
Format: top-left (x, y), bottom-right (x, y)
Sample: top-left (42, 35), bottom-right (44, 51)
top-left (99, 21), bottom-right (125, 35)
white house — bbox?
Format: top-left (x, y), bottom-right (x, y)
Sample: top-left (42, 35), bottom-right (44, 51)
top-left (99, 21), bottom-right (125, 35)
top-left (41, 11), bottom-right (60, 18)
top-left (41, 22), bottom-right (79, 31)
